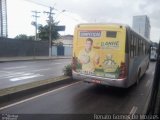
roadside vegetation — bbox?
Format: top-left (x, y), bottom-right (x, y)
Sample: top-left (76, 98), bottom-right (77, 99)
top-left (63, 64), bottom-right (72, 76)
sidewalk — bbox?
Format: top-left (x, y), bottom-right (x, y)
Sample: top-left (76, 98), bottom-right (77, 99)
top-left (0, 56), bottom-right (71, 62)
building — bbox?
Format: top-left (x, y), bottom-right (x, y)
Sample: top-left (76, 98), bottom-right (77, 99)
top-left (0, 0), bottom-right (8, 37)
top-left (53, 35), bottom-right (73, 47)
top-left (132, 15), bottom-right (150, 39)
top-left (52, 35), bottom-right (73, 56)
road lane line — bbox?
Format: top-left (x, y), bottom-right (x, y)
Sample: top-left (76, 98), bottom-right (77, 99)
top-left (0, 72), bottom-right (26, 78)
top-left (146, 80), bottom-right (151, 87)
top-left (0, 71), bottom-right (17, 73)
top-left (152, 71), bottom-right (154, 75)
top-left (54, 63), bottom-right (62, 65)
top-left (0, 68), bottom-right (52, 79)
top-left (10, 74), bottom-right (43, 81)
top-left (0, 68), bottom-right (51, 74)
top-left (129, 106), bottom-right (138, 115)
top-left (52, 62), bottom-right (70, 65)
top-left (1, 73), bottom-right (34, 79)
top-left (0, 81), bottom-right (82, 111)
top-left (29, 68), bottom-right (51, 72)
top-left (4, 66), bottom-right (27, 70)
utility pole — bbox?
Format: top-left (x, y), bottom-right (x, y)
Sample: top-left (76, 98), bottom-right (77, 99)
top-left (32, 11), bottom-right (40, 41)
top-left (44, 7), bottom-right (54, 58)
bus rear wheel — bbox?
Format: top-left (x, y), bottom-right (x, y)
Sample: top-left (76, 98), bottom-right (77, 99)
top-left (136, 70), bottom-right (141, 85)
top-left (146, 62), bottom-right (149, 70)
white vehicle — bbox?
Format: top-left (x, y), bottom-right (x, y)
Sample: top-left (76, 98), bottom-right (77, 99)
top-left (150, 46), bottom-right (157, 61)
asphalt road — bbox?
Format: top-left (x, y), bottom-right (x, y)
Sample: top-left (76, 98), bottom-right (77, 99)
top-left (0, 59), bottom-right (71, 89)
top-left (0, 62), bottom-right (156, 116)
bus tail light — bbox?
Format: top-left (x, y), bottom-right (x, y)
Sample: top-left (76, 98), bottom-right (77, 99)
top-left (118, 62), bottom-right (127, 79)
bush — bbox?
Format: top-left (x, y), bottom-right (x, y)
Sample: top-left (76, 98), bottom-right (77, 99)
top-left (63, 64), bottom-right (72, 76)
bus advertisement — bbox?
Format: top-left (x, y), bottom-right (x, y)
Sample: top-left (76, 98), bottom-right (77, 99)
top-left (73, 29), bottom-right (126, 79)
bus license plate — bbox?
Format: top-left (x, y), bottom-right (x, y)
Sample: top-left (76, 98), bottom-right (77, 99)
top-left (92, 80), bottom-right (101, 84)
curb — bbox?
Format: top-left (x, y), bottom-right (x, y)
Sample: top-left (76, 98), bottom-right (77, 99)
top-left (0, 57), bottom-right (71, 62)
top-left (0, 76), bottom-right (74, 104)
top-left (0, 76), bottom-right (71, 97)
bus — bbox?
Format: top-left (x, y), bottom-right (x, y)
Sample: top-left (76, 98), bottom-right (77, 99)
top-left (150, 46), bottom-right (157, 61)
top-left (72, 23), bottom-right (151, 88)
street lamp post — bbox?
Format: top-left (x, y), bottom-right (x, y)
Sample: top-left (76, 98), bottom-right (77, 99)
top-left (44, 7), bottom-right (54, 58)
top-left (49, 7), bottom-right (53, 58)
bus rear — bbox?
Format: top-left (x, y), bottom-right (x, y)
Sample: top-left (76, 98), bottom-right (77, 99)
top-left (72, 24), bottom-right (128, 87)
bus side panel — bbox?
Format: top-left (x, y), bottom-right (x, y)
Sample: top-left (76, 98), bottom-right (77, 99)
top-left (128, 55), bottom-right (149, 86)
top-left (128, 56), bottom-right (141, 85)
top-left (127, 29), bottom-right (150, 86)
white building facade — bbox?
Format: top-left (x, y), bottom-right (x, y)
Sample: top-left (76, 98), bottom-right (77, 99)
top-left (132, 15), bottom-right (151, 39)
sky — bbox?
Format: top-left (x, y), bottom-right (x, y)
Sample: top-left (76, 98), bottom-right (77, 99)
top-left (7, 0), bottom-right (160, 42)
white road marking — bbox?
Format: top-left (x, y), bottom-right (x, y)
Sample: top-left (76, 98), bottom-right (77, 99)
top-left (0, 81), bottom-right (82, 111)
top-left (4, 66), bottom-right (27, 70)
top-left (29, 68), bottom-right (51, 72)
top-left (0, 71), bottom-right (17, 73)
top-left (152, 71), bottom-right (154, 75)
top-left (10, 74), bottom-right (43, 81)
top-left (129, 106), bottom-right (138, 115)
top-left (0, 72), bottom-right (25, 78)
top-left (54, 63), bottom-right (62, 65)
top-left (52, 62), bottom-right (70, 65)
top-left (4, 73), bottom-right (34, 79)
top-left (0, 68), bottom-right (51, 74)
top-left (0, 72), bottom-right (26, 78)
top-left (0, 69), bottom-right (50, 80)
top-left (146, 80), bottom-right (151, 87)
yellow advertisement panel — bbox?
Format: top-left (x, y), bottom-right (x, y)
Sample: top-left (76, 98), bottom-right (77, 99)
top-left (73, 27), bottom-right (126, 79)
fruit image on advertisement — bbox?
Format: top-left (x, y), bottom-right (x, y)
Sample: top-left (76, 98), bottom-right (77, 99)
top-left (102, 54), bottom-right (118, 73)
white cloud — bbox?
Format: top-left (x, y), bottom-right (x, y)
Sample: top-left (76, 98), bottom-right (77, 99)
top-left (7, 0), bottom-right (160, 42)
top-left (7, 0), bottom-right (48, 37)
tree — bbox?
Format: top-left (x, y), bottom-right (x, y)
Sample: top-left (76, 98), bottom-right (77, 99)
top-left (15, 34), bottom-right (34, 41)
top-left (38, 22), bottom-right (60, 41)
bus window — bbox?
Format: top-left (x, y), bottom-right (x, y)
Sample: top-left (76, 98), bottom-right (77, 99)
top-left (139, 40), bottom-right (141, 55)
top-left (133, 36), bottom-right (136, 56)
top-left (134, 37), bottom-right (137, 56)
top-left (142, 40), bottom-right (144, 55)
top-left (138, 39), bottom-right (140, 56)
top-left (143, 42), bottom-right (145, 55)
top-left (142, 42), bottom-right (144, 55)
top-left (130, 34), bottom-right (134, 58)
top-left (106, 31), bottom-right (117, 38)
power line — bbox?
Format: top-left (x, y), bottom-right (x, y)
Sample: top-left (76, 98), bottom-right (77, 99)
top-left (24, 0), bottom-right (83, 22)
top-left (23, 0), bottom-right (50, 7)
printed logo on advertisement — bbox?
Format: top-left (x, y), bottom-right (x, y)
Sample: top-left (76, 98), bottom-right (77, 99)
top-left (101, 40), bottom-right (120, 49)
top-left (80, 31), bottom-right (101, 38)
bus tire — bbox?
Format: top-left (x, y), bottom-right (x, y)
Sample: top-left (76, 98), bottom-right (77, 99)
top-left (147, 62), bottom-right (149, 70)
top-left (136, 69), bottom-right (141, 85)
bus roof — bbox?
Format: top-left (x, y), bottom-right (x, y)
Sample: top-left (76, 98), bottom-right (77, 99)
top-left (76, 23), bottom-right (151, 43)
top-left (76, 23), bottom-right (129, 28)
